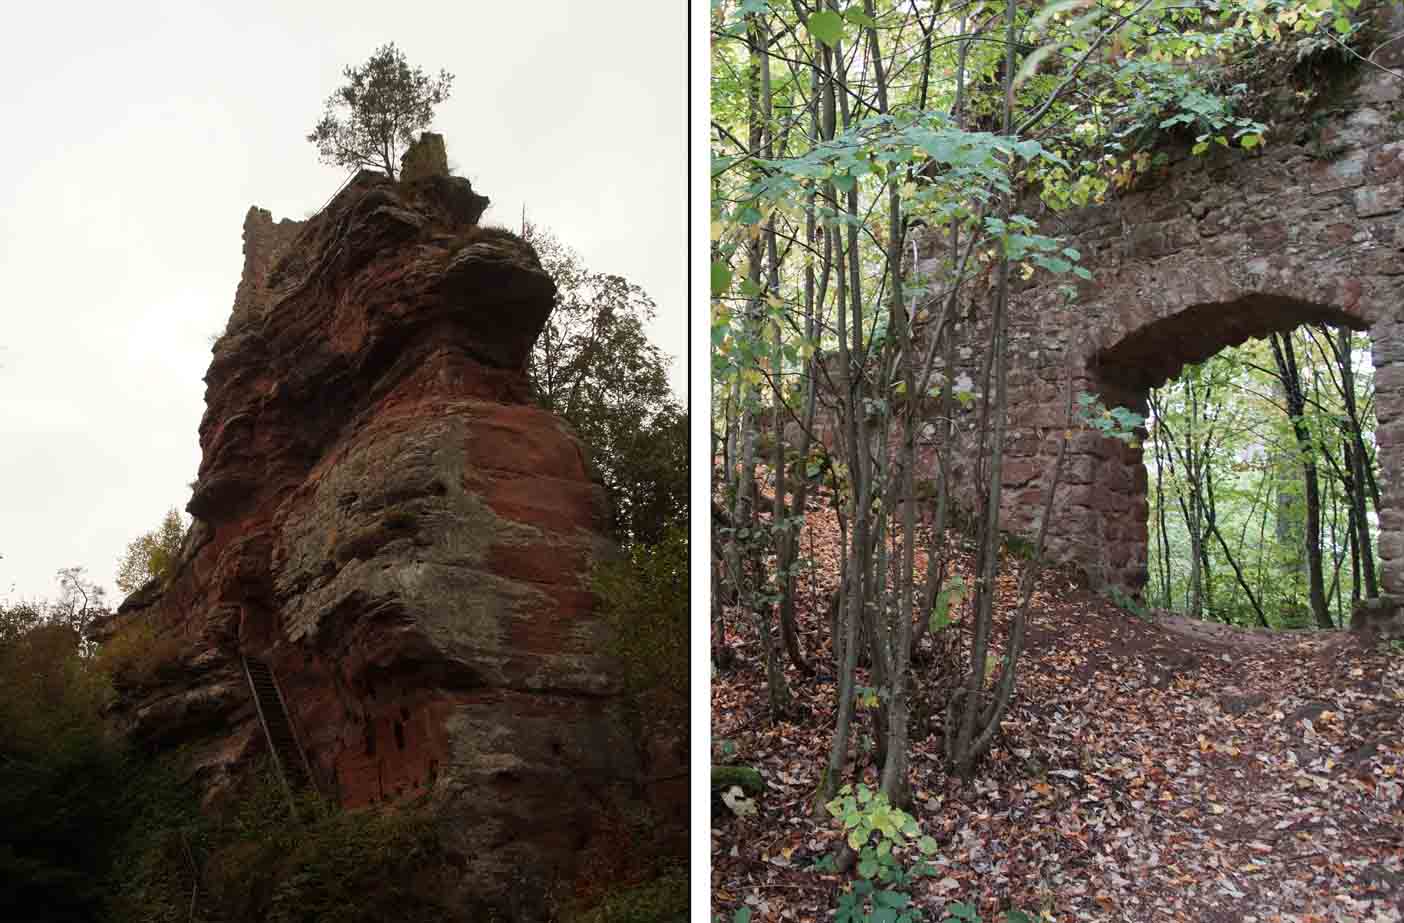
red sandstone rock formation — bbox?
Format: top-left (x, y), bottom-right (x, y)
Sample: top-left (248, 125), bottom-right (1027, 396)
top-left (97, 166), bottom-right (656, 909)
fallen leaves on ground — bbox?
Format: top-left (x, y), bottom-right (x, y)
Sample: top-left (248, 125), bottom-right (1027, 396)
top-left (712, 496), bottom-right (1404, 923)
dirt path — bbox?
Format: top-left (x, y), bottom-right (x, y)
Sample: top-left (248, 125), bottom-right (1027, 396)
top-left (1155, 612), bottom-right (1306, 650)
top-left (713, 552), bottom-right (1404, 923)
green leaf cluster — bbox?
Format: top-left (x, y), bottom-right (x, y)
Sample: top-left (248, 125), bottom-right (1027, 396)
top-left (930, 574), bottom-right (967, 634)
top-left (825, 784), bottom-right (937, 877)
top-left (115, 506), bottom-right (188, 596)
top-left (1076, 392), bottom-right (1146, 445)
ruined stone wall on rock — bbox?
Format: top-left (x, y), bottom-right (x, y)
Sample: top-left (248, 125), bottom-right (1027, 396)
top-left (229, 207), bottom-right (304, 335)
top-left (918, 48), bottom-right (1404, 601)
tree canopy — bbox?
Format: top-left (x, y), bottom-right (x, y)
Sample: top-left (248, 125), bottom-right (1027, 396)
top-left (115, 507), bottom-right (187, 597)
top-left (307, 42), bottom-right (454, 180)
top-left (525, 224), bottom-right (687, 547)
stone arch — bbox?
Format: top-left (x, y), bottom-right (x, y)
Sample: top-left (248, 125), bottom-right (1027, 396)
top-left (1078, 287), bottom-right (1378, 598)
top-left (1090, 294), bottom-right (1370, 400)
top-left (951, 63), bottom-right (1404, 604)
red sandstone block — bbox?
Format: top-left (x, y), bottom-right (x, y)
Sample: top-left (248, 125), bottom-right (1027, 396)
top-left (1003, 459), bottom-right (1043, 488)
top-left (487, 543), bottom-right (587, 586)
top-left (478, 475), bottom-right (601, 533)
top-left (466, 407), bottom-right (586, 480)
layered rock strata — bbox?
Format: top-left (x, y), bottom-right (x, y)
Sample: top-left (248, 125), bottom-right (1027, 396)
top-left (99, 161), bottom-right (650, 908)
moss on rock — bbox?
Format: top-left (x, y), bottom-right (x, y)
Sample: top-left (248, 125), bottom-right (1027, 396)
top-left (712, 765), bottom-right (764, 796)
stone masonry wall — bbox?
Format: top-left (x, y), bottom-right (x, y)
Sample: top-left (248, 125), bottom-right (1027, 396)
top-left (919, 54), bottom-right (1404, 600)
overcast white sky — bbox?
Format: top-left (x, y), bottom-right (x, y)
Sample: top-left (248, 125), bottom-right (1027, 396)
top-left (0, 1), bottom-right (686, 605)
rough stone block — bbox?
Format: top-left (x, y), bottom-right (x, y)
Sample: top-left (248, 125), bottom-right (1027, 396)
top-left (1369, 141), bottom-right (1404, 180)
top-left (1351, 595), bottom-right (1404, 639)
top-left (1308, 152), bottom-right (1366, 194)
top-left (1356, 180), bottom-right (1404, 218)
top-left (399, 131), bottom-right (449, 182)
top-left (1378, 530), bottom-right (1404, 564)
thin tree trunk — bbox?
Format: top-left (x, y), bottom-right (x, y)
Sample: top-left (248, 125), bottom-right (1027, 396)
top-left (760, 21), bottom-right (811, 678)
top-left (739, 13), bottom-right (791, 714)
top-left (856, 0), bottom-right (914, 807)
top-left (1336, 329), bottom-right (1378, 598)
top-left (817, 25), bottom-right (860, 809)
top-left (1206, 516), bottom-right (1269, 628)
top-left (1270, 332), bottom-right (1332, 629)
top-left (950, 0), bottom-right (1017, 780)
top-left (1152, 395), bottom-right (1172, 608)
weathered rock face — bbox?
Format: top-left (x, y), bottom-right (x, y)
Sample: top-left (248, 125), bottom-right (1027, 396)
top-left (101, 167), bottom-right (653, 909)
top-left (893, 24), bottom-right (1404, 604)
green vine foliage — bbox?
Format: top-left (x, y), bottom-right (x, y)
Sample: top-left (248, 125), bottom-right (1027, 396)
top-left (1076, 392), bottom-right (1147, 446)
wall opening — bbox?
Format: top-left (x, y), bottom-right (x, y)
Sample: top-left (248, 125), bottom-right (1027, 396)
top-left (1091, 298), bottom-right (1378, 627)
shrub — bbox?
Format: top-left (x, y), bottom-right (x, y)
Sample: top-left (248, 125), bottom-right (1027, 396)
top-left (565, 865), bottom-right (688, 923)
top-left (107, 761), bottom-right (453, 923)
top-left (593, 525), bottom-right (689, 715)
top-left (94, 616), bottom-right (185, 688)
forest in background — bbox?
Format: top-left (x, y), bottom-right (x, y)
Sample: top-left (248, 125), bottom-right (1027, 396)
top-left (1147, 327), bottom-right (1379, 630)
top-left (710, 0), bottom-right (1402, 920)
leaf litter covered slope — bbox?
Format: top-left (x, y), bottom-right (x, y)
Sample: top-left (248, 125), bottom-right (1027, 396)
top-left (712, 501), bottom-right (1404, 923)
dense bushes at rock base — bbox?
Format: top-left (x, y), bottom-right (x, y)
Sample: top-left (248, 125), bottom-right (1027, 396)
top-left (106, 762), bottom-right (463, 923)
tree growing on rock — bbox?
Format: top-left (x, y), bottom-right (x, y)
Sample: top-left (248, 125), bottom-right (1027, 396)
top-left (115, 507), bottom-right (187, 596)
top-left (307, 42), bottom-right (454, 180)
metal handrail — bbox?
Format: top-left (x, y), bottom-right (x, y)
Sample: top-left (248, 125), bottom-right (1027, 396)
top-left (265, 658), bottom-right (317, 793)
top-left (241, 654), bottom-right (318, 813)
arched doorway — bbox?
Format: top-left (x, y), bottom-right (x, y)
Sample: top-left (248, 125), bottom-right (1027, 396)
top-left (1087, 294), bottom-right (1374, 614)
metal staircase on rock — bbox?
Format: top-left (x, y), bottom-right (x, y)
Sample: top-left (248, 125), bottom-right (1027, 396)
top-left (242, 654), bottom-right (316, 806)
top-left (173, 829), bottom-right (223, 923)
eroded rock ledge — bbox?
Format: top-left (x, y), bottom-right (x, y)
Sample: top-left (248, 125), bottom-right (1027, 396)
top-left (97, 161), bottom-right (649, 911)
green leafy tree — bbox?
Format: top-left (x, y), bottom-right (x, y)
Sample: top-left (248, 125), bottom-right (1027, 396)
top-left (115, 507), bottom-right (187, 596)
top-left (308, 42), bottom-right (454, 180)
top-left (524, 224), bottom-right (687, 547)
top-left (594, 525), bottom-right (688, 713)
top-left (0, 601), bottom-right (126, 917)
